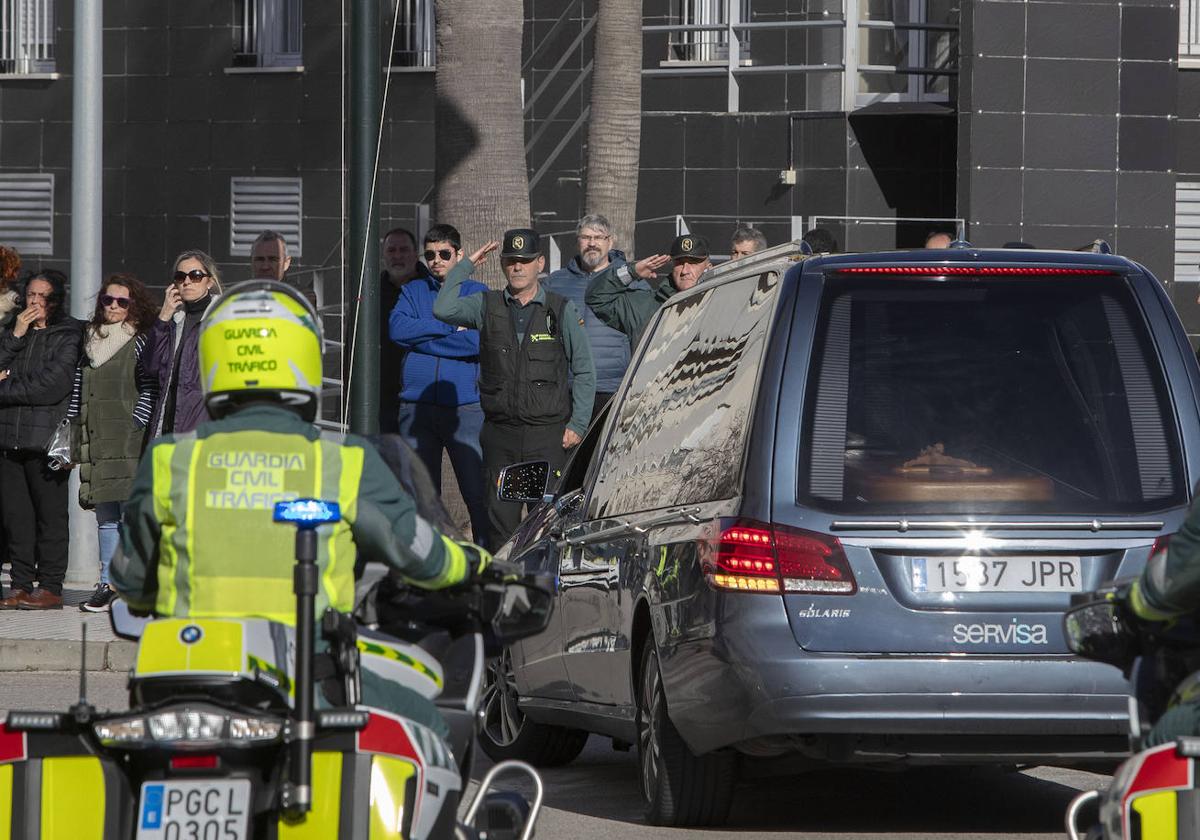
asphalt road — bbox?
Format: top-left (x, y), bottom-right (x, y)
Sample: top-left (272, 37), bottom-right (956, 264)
top-left (5, 672), bottom-right (1110, 839)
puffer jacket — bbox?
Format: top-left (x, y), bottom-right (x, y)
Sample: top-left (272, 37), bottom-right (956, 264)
top-left (0, 317), bottom-right (84, 450)
top-left (544, 249), bottom-right (635, 394)
top-left (146, 295), bottom-right (218, 437)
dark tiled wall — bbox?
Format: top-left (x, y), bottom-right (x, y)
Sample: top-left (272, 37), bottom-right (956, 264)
top-left (959, 0), bottom-right (1176, 281)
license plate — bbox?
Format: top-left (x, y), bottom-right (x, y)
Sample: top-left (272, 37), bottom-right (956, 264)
top-left (137, 779), bottom-right (251, 840)
top-left (911, 556), bottom-right (1083, 593)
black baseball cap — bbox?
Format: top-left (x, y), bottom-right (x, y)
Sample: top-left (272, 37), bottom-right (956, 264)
top-left (670, 234), bottom-right (710, 260)
top-left (501, 228), bottom-right (541, 259)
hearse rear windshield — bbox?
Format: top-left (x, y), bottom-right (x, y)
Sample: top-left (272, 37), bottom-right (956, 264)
top-left (798, 271), bottom-right (1185, 515)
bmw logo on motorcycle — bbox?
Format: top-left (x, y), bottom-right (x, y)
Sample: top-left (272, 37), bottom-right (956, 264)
top-left (179, 625), bottom-right (204, 644)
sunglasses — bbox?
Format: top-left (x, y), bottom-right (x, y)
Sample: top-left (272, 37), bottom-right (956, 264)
top-left (173, 269), bottom-right (211, 284)
top-left (423, 249), bottom-right (455, 262)
top-left (100, 294), bottom-right (131, 309)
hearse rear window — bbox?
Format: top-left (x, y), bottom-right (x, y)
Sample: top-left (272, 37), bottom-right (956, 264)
top-left (799, 274), bottom-right (1185, 514)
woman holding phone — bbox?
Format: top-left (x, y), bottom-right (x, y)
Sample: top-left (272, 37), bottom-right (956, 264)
top-left (146, 250), bottom-right (221, 438)
top-left (0, 270), bottom-right (83, 609)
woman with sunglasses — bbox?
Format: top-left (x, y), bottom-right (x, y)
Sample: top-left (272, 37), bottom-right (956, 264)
top-left (67, 273), bottom-right (159, 611)
top-left (0, 270), bottom-right (83, 609)
top-left (146, 250), bottom-right (221, 438)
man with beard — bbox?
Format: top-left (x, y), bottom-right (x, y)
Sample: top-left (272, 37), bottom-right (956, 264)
top-left (585, 234), bottom-right (712, 347)
top-left (544, 214), bottom-right (641, 421)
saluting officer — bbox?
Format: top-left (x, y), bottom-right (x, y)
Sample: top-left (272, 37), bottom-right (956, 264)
top-left (585, 233), bottom-right (712, 347)
top-left (433, 229), bottom-right (596, 548)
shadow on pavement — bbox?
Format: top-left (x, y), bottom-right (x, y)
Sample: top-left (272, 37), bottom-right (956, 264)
top-left (470, 738), bottom-right (1110, 835)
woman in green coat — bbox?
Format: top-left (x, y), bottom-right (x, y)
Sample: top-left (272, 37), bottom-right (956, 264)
top-left (69, 273), bottom-right (159, 611)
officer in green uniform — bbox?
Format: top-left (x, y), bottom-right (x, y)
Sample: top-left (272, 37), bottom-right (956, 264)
top-left (1122, 502), bottom-right (1200, 745)
top-left (433, 229), bottom-right (595, 548)
top-left (111, 281), bottom-right (489, 738)
top-left (585, 233), bottom-right (712, 347)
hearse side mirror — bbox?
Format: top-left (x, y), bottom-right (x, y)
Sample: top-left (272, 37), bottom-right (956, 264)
top-left (497, 460), bottom-right (553, 504)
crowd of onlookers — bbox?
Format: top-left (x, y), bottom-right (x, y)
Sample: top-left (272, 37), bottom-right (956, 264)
top-left (0, 219), bottom-right (862, 614)
top-left (0, 234), bottom-right (292, 612)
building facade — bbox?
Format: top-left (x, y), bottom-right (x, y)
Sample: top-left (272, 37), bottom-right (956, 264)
top-left (0, 0), bottom-right (1190, 397)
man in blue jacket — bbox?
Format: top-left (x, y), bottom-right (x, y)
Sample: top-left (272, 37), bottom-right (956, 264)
top-left (544, 214), bottom-right (640, 422)
top-left (388, 223), bottom-right (491, 548)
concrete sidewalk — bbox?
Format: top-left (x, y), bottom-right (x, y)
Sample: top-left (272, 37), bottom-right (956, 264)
top-left (0, 572), bottom-right (136, 672)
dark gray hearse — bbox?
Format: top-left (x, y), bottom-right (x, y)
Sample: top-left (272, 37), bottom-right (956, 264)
top-left (479, 243), bottom-right (1200, 826)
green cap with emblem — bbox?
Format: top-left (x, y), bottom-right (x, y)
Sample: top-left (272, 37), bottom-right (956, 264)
top-left (501, 228), bottom-right (541, 259)
top-left (670, 234), bottom-right (709, 260)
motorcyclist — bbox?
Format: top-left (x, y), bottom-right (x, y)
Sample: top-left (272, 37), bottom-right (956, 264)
top-left (1119, 501), bottom-right (1200, 745)
top-left (110, 280), bottom-right (490, 741)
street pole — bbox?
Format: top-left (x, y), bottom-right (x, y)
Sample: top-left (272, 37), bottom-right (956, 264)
top-left (348, 0), bottom-right (380, 435)
top-left (66, 0), bottom-right (103, 586)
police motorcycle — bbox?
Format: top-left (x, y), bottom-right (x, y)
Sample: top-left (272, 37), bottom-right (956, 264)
top-left (1063, 579), bottom-right (1200, 839)
top-left (0, 498), bottom-right (554, 840)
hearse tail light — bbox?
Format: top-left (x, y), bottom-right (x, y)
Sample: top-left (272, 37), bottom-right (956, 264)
top-left (774, 526), bottom-right (857, 594)
top-left (704, 521), bottom-right (856, 595)
top-left (836, 266), bottom-right (1117, 277)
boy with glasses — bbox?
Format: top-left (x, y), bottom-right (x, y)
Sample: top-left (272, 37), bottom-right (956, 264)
top-left (387, 223), bottom-right (492, 548)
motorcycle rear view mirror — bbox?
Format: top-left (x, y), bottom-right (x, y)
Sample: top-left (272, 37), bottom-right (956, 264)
top-left (490, 574), bottom-right (556, 644)
top-left (497, 460), bottom-right (552, 504)
top-left (110, 598), bottom-right (152, 640)
top-left (1063, 599), bottom-right (1137, 669)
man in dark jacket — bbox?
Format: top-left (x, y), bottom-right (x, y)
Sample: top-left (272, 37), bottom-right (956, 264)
top-left (544, 214), bottom-right (641, 421)
top-left (379, 226), bottom-right (427, 433)
top-left (585, 234), bottom-right (710, 347)
top-left (388, 223), bottom-right (491, 548)
top-left (0, 271), bottom-right (82, 609)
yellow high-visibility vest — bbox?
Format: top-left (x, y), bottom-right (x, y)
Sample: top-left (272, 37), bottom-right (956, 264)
top-left (151, 429), bottom-right (363, 624)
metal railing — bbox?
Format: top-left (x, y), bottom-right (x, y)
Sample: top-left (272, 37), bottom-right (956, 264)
top-left (234, 0), bottom-right (303, 68)
top-left (643, 0), bottom-right (958, 112)
top-left (0, 0), bottom-right (55, 75)
top-left (391, 0), bottom-right (435, 68)
top-left (1183, 0), bottom-right (1200, 60)
top-left (666, 0), bottom-right (752, 63)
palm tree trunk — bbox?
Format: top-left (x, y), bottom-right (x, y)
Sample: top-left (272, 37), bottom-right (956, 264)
top-left (434, 0), bottom-right (530, 289)
top-left (585, 0), bottom-right (644, 256)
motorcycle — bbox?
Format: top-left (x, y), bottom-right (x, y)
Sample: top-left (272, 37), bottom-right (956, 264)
top-left (0, 497), bottom-right (555, 840)
top-left (1063, 582), bottom-right (1200, 840)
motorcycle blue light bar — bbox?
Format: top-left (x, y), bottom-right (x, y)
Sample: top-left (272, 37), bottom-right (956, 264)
top-left (273, 499), bottom-right (341, 525)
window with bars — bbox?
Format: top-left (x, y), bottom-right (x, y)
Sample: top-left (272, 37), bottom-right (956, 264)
top-left (667, 0), bottom-right (752, 63)
top-left (390, 0), bottom-right (435, 69)
top-left (856, 0), bottom-right (958, 105)
top-left (1183, 0), bottom-right (1200, 63)
top-left (230, 177), bottom-right (302, 258)
top-left (0, 0), bottom-right (55, 75)
top-left (233, 0), bottom-right (302, 69)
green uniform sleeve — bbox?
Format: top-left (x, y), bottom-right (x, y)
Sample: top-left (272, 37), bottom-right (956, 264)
top-left (350, 439), bottom-right (469, 589)
top-left (560, 300), bottom-right (596, 437)
top-left (432, 260), bottom-right (486, 329)
top-left (1131, 495), bottom-right (1200, 621)
top-left (585, 262), bottom-right (663, 341)
top-left (109, 446), bottom-right (163, 612)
